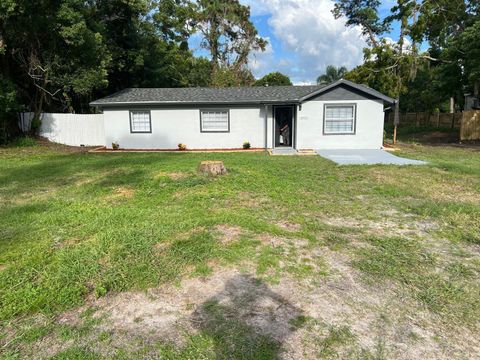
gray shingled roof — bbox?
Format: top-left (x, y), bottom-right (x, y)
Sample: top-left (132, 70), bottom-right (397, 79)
top-left (90, 85), bottom-right (325, 106)
top-left (90, 79), bottom-right (395, 107)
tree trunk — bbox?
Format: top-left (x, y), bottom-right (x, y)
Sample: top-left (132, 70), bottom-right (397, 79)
top-left (393, 99), bottom-right (400, 144)
top-left (393, 16), bottom-right (407, 145)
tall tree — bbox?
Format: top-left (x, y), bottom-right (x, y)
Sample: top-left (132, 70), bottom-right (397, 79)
top-left (193, 0), bottom-right (267, 84)
top-left (2, 0), bottom-right (111, 116)
top-left (333, 0), bottom-right (388, 46)
top-left (0, 0), bottom-right (269, 142)
top-left (254, 72), bottom-right (292, 86)
top-left (317, 65), bottom-right (348, 84)
top-left (0, 75), bottom-right (18, 143)
top-left (334, 0), bottom-right (422, 143)
top-left (442, 20), bottom-right (480, 97)
top-left (417, 0), bottom-right (480, 98)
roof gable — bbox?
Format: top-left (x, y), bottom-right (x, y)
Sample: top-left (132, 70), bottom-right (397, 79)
top-left (299, 79), bottom-right (395, 104)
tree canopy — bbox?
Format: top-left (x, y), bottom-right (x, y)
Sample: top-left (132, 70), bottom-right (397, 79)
top-left (1, 0), bottom-right (479, 143)
top-left (317, 66), bottom-right (348, 84)
top-left (0, 0), bottom-right (267, 142)
top-left (337, 0), bottom-right (480, 115)
top-left (254, 72), bottom-right (292, 86)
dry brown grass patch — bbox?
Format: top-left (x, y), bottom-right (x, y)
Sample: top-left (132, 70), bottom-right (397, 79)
top-left (214, 224), bottom-right (243, 244)
top-left (275, 220), bottom-right (302, 232)
top-left (256, 234), bottom-right (294, 247)
top-left (234, 191), bottom-right (271, 209)
top-left (9, 261), bottom-right (480, 359)
top-left (322, 213), bottom-right (439, 239)
top-left (114, 187), bottom-right (134, 198)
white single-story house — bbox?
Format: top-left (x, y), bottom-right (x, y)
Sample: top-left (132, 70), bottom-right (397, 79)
top-left (90, 79), bottom-right (395, 150)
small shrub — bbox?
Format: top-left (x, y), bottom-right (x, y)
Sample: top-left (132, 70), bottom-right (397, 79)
top-left (242, 141), bottom-right (251, 149)
top-left (178, 143), bottom-right (187, 151)
top-left (12, 136), bottom-right (36, 147)
top-left (111, 142), bottom-right (119, 150)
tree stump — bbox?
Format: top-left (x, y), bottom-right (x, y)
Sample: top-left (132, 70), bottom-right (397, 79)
top-left (198, 161), bottom-right (227, 175)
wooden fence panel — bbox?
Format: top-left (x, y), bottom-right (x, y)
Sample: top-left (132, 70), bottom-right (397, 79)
top-left (385, 112), bottom-right (462, 129)
top-left (460, 110), bottom-right (480, 141)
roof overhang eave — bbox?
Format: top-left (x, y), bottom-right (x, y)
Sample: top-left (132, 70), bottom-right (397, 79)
top-left (89, 100), bottom-right (301, 108)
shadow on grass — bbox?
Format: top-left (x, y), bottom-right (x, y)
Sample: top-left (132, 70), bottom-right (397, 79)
top-left (0, 152), bottom-right (214, 200)
top-left (190, 274), bottom-right (303, 359)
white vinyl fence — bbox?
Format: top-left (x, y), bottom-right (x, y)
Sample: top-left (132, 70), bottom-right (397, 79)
top-left (19, 112), bottom-right (105, 147)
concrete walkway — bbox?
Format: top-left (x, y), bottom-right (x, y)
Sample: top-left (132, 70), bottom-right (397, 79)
top-left (316, 149), bottom-right (427, 165)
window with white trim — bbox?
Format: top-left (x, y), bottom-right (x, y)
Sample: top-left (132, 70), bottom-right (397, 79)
top-left (200, 110), bottom-right (229, 132)
top-left (130, 110), bottom-right (151, 133)
top-left (324, 104), bottom-right (356, 134)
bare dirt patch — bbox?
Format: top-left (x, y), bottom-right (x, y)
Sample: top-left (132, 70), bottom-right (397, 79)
top-left (102, 186), bottom-right (136, 204)
top-left (55, 268), bottom-right (303, 352)
top-left (256, 234), bottom-right (308, 248)
top-left (0, 264), bottom-right (7, 271)
top-left (214, 224), bottom-right (243, 244)
top-left (427, 182), bottom-right (480, 204)
top-left (321, 213), bottom-right (439, 239)
top-left (295, 247), bottom-right (479, 359)
top-left (275, 220), bottom-right (302, 232)
top-left (370, 168), bottom-right (480, 204)
top-left (153, 241), bottom-right (170, 253)
top-left (410, 131), bottom-right (459, 145)
top-left (14, 257), bottom-right (480, 359)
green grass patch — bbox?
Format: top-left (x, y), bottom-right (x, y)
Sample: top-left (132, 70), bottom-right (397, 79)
top-left (317, 325), bottom-right (356, 358)
top-left (9, 136), bottom-right (38, 148)
top-left (49, 347), bottom-right (100, 360)
top-left (354, 236), bottom-right (480, 323)
top-left (0, 142), bottom-right (479, 356)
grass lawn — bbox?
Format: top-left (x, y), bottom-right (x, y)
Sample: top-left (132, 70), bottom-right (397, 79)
top-left (0, 139), bottom-right (479, 359)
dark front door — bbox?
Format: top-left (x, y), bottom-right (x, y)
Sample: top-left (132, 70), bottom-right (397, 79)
top-left (274, 106), bottom-right (294, 147)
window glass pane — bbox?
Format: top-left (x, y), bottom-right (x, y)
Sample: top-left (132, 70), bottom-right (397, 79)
top-left (131, 111), bottom-right (151, 132)
top-left (324, 105), bottom-right (354, 134)
top-left (201, 110), bottom-right (229, 131)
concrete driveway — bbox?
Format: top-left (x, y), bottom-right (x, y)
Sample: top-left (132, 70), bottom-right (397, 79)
top-left (316, 149), bottom-right (427, 165)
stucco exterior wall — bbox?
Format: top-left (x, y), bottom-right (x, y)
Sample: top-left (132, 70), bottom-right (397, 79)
top-left (102, 99), bottom-right (384, 150)
top-left (296, 99), bottom-right (385, 150)
top-left (103, 105), bottom-right (273, 150)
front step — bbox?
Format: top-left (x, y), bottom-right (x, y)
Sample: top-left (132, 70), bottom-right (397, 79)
top-left (270, 147), bottom-right (298, 156)
top-left (297, 149), bottom-right (317, 156)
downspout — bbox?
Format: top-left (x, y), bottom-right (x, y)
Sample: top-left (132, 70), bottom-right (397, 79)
top-left (264, 104), bottom-right (268, 149)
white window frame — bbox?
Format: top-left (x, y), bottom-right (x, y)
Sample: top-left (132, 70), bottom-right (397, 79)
top-left (130, 110), bottom-right (152, 133)
top-left (323, 104), bottom-right (356, 135)
top-left (200, 109), bottom-right (230, 133)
